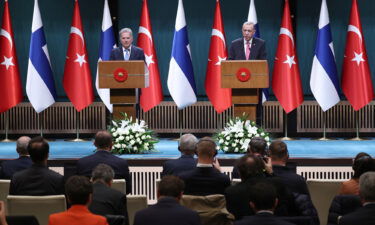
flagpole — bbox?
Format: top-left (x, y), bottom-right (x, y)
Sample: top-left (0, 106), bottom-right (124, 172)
top-left (67, 111), bottom-right (85, 142)
top-left (1, 111), bottom-right (14, 142)
top-left (279, 112), bottom-right (294, 141)
top-left (348, 110), bottom-right (366, 141)
top-left (316, 110), bottom-right (334, 141)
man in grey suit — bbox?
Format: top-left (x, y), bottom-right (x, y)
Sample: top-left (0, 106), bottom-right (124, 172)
top-left (228, 21), bottom-right (267, 60)
top-left (110, 28), bottom-right (145, 61)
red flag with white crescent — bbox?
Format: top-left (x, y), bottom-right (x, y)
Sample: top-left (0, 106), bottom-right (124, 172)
top-left (0, 0), bottom-right (23, 113)
top-left (63, 0), bottom-right (94, 112)
top-left (204, 0), bottom-right (231, 113)
top-left (272, 0), bottom-right (303, 114)
top-left (137, 0), bottom-right (163, 112)
top-left (342, 0), bottom-right (373, 111)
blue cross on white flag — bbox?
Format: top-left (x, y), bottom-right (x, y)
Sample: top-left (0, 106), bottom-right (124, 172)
top-left (26, 0), bottom-right (57, 113)
top-left (96, 0), bottom-right (115, 112)
top-left (310, 0), bottom-right (340, 111)
top-left (247, 0), bottom-right (268, 103)
top-left (167, 0), bottom-right (197, 109)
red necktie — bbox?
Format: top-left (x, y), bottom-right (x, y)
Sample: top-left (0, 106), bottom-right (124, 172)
top-left (246, 41), bottom-right (250, 60)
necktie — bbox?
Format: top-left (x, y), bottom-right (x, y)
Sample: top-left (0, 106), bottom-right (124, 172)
top-left (245, 41), bottom-right (250, 60)
top-left (124, 49), bottom-right (130, 61)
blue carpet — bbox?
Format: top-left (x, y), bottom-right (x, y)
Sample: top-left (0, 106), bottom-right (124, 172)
top-left (0, 139), bottom-right (375, 159)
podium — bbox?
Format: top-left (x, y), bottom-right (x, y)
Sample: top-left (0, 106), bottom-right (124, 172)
top-left (221, 60), bottom-right (269, 121)
top-left (98, 61), bottom-right (146, 119)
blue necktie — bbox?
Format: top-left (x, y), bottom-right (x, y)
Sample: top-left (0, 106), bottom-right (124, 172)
top-left (124, 49), bottom-right (130, 61)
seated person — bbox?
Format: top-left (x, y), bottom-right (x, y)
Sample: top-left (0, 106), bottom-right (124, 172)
top-left (162, 134), bottom-right (198, 177)
top-left (339, 172), bottom-right (375, 225)
top-left (179, 137), bottom-right (230, 196)
top-left (133, 176), bottom-right (201, 225)
top-left (89, 164), bottom-right (128, 224)
top-left (0, 136), bottom-right (32, 179)
top-left (339, 152), bottom-right (375, 195)
top-left (76, 131), bottom-right (131, 194)
top-left (9, 136), bottom-right (64, 195)
top-left (328, 195), bottom-right (361, 225)
top-left (48, 176), bottom-right (108, 225)
top-left (234, 181), bottom-right (294, 225)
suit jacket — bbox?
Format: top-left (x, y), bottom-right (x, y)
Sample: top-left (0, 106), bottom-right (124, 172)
top-left (89, 182), bottom-right (128, 224)
top-left (9, 164), bottom-right (64, 195)
top-left (0, 156), bottom-right (32, 179)
top-left (179, 167), bottom-right (230, 196)
top-left (109, 45), bottom-right (145, 61)
top-left (234, 213), bottom-right (295, 225)
top-left (48, 205), bottom-right (108, 225)
top-left (339, 204), bottom-right (375, 225)
top-left (133, 197), bottom-right (201, 225)
top-left (229, 37), bottom-right (267, 60)
top-left (76, 150), bottom-right (131, 194)
top-left (272, 165), bottom-right (310, 195)
top-left (161, 155), bottom-right (197, 177)
top-left (328, 195), bottom-right (361, 225)
top-left (225, 177), bottom-right (297, 220)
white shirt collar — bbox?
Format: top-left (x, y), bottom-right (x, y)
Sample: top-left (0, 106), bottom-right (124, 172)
top-left (197, 163), bottom-right (213, 168)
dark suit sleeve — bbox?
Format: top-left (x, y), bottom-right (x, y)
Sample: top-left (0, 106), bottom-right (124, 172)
top-left (122, 162), bottom-right (132, 195)
top-left (258, 41), bottom-right (267, 60)
top-left (110, 49), bottom-right (116, 60)
top-left (139, 48), bottom-right (145, 61)
top-left (228, 42), bottom-right (235, 60)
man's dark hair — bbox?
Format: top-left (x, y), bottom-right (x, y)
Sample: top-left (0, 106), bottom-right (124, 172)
top-left (27, 136), bottom-right (49, 163)
top-left (236, 155), bottom-right (265, 181)
top-left (94, 131), bottom-right (113, 149)
top-left (65, 175), bottom-right (93, 205)
top-left (92, 163), bottom-right (115, 184)
top-left (269, 140), bottom-right (288, 161)
top-left (158, 175), bottom-right (185, 198)
top-left (196, 137), bottom-right (217, 158)
top-left (248, 137), bottom-right (267, 156)
top-left (353, 155), bottom-right (375, 178)
top-left (249, 181), bottom-right (277, 210)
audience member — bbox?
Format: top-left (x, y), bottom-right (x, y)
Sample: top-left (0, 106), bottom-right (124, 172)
top-left (0, 201), bottom-right (7, 225)
top-left (339, 171), bottom-right (375, 225)
top-left (179, 137), bottom-right (230, 195)
top-left (339, 152), bottom-right (375, 195)
top-left (9, 136), bottom-right (64, 195)
top-left (225, 155), bottom-right (297, 220)
top-left (76, 131), bottom-right (131, 194)
top-left (269, 140), bottom-right (310, 195)
top-left (234, 181), bottom-right (294, 225)
top-left (162, 134), bottom-right (198, 177)
top-left (232, 137), bottom-right (269, 178)
top-left (48, 176), bottom-right (108, 225)
top-left (133, 176), bottom-right (201, 225)
top-left (0, 136), bottom-right (32, 179)
top-left (89, 164), bottom-right (128, 224)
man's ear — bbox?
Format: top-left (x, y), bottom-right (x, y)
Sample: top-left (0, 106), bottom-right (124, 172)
top-left (273, 198), bottom-right (279, 210)
top-left (249, 201), bottom-right (256, 211)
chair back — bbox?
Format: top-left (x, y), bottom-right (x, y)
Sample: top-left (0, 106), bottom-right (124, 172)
top-left (0, 180), bottom-right (10, 202)
top-left (181, 194), bottom-right (234, 225)
top-left (112, 179), bottom-right (126, 194)
top-left (127, 195), bottom-right (147, 225)
top-left (307, 180), bottom-right (342, 225)
top-left (7, 195), bottom-right (66, 225)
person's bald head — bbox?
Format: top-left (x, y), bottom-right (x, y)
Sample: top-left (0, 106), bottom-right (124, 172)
top-left (94, 131), bottom-right (113, 150)
top-left (16, 136), bottom-right (31, 156)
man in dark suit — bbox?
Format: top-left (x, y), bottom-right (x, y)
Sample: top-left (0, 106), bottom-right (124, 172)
top-left (133, 176), bottom-right (201, 225)
top-left (269, 140), bottom-right (310, 195)
top-left (89, 163), bottom-right (128, 225)
top-left (339, 171), bottom-right (375, 225)
top-left (161, 133), bottom-right (198, 177)
top-left (76, 131), bottom-right (131, 194)
top-left (0, 136), bottom-right (32, 179)
top-left (110, 28), bottom-right (145, 61)
top-left (9, 136), bottom-right (64, 195)
top-left (234, 181), bottom-right (294, 225)
top-left (228, 22), bottom-right (266, 60)
top-left (179, 137), bottom-right (230, 196)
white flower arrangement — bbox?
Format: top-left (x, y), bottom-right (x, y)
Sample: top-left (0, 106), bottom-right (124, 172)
top-left (109, 113), bottom-right (158, 154)
top-left (215, 115), bottom-right (270, 154)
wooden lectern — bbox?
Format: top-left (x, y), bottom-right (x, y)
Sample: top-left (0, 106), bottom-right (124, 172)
top-left (98, 61), bottom-right (146, 119)
top-left (221, 60), bottom-right (269, 121)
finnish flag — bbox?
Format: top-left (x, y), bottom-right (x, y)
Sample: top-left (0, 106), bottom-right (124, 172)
top-left (167, 0), bottom-right (197, 109)
top-left (26, 0), bottom-right (57, 113)
top-left (310, 0), bottom-right (340, 111)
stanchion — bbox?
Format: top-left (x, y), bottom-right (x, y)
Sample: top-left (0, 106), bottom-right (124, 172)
top-left (66, 111), bottom-right (85, 142)
top-left (348, 110), bottom-right (367, 141)
top-left (278, 112), bottom-right (295, 141)
top-left (1, 111), bottom-right (14, 142)
top-left (315, 111), bottom-right (335, 141)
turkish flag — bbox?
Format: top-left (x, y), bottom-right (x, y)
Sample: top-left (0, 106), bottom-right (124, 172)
top-left (0, 0), bottom-right (23, 113)
top-left (137, 0), bottom-right (163, 112)
top-left (204, 0), bottom-right (231, 113)
top-left (272, 0), bottom-right (303, 114)
top-left (63, 0), bottom-right (94, 112)
top-left (342, 0), bottom-right (373, 111)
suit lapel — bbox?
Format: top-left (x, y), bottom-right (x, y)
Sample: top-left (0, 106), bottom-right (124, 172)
top-left (250, 39), bottom-right (257, 59)
top-left (118, 47), bottom-right (125, 60)
top-left (240, 40), bottom-right (246, 60)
